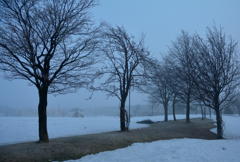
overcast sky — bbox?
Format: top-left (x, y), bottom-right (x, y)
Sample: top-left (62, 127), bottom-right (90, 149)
top-left (0, 0), bottom-right (239, 110)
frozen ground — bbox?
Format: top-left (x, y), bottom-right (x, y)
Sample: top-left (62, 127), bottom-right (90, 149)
top-left (1, 115), bottom-right (240, 161)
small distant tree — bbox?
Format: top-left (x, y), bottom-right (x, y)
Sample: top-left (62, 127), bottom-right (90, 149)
top-left (93, 24), bottom-right (150, 131)
top-left (192, 24), bottom-right (240, 138)
top-left (198, 101), bottom-right (206, 120)
top-left (0, 0), bottom-right (99, 142)
top-left (170, 84), bottom-right (181, 121)
top-left (139, 59), bottom-right (172, 121)
top-left (147, 96), bottom-right (159, 116)
top-left (208, 107), bottom-right (212, 118)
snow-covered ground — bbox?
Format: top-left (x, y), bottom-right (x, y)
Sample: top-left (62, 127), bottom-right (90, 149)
top-left (0, 115), bottom-right (186, 145)
top-left (70, 115), bottom-right (240, 162)
top-left (1, 115), bottom-right (240, 161)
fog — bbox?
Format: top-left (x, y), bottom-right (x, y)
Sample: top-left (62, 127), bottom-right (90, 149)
top-left (0, 0), bottom-right (239, 116)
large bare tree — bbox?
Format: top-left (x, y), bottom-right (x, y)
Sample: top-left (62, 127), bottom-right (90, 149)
top-left (192, 24), bottom-right (240, 138)
top-left (93, 24), bottom-right (149, 131)
top-left (0, 0), bottom-right (99, 142)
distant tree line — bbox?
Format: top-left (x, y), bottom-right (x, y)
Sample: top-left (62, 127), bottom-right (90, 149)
top-left (0, 0), bottom-right (239, 142)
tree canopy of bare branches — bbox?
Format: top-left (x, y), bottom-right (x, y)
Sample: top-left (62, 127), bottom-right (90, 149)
top-left (93, 24), bottom-right (150, 131)
top-left (192, 24), bottom-right (240, 138)
top-left (166, 30), bottom-right (196, 122)
top-left (0, 0), bottom-right (99, 142)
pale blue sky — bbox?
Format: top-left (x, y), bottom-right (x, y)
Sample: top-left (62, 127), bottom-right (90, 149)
top-left (0, 0), bottom-right (239, 110)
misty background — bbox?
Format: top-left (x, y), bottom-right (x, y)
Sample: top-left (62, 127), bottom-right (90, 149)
top-left (0, 0), bottom-right (239, 117)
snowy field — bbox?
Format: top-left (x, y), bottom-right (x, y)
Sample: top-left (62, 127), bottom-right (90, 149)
top-left (0, 115), bottom-right (174, 145)
top-left (1, 115), bottom-right (240, 161)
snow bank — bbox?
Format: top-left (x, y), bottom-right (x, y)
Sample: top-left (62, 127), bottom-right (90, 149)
top-left (73, 139), bottom-right (240, 162)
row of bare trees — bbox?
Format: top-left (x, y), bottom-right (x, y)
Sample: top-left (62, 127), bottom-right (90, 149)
top-left (141, 25), bottom-right (240, 139)
top-left (0, 0), bottom-right (151, 142)
top-left (0, 0), bottom-right (239, 142)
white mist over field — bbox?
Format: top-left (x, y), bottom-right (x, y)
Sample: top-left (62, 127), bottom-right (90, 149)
top-left (1, 115), bottom-right (240, 161)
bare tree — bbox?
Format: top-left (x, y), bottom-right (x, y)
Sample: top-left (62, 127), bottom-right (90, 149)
top-left (192, 24), bottom-right (240, 138)
top-left (139, 59), bottom-right (172, 121)
top-left (147, 96), bottom-right (159, 116)
top-left (167, 30), bottom-right (196, 123)
top-left (162, 55), bottom-right (182, 121)
top-left (93, 24), bottom-right (149, 131)
top-left (169, 73), bottom-right (182, 121)
top-left (0, 0), bottom-right (99, 142)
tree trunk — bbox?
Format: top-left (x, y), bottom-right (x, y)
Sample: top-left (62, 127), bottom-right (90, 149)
top-left (186, 94), bottom-right (190, 123)
top-left (38, 86), bottom-right (49, 143)
top-left (120, 99), bottom-right (126, 131)
top-left (163, 102), bottom-right (168, 121)
top-left (204, 107), bottom-right (207, 118)
top-left (152, 105), bottom-right (154, 116)
top-left (200, 105), bottom-right (204, 120)
top-left (215, 108), bottom-right (223, 139)
top-left (172, 100), bottom-right (176, 121)
top-left (209, 107), bottom-right (212, 118)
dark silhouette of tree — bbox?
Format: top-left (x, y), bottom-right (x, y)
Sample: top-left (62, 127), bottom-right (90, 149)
top-left (0, 0), bottom-right (99, 142)
top-left (167, 30), bottom-right (196, 123)
top-left (162, 55), bottom-right (182, 121)
top-left (93, 24), bottom-right (149, 131)
top-left (139, 59), bottom-right (172, 121)
top-left (192, 24), bottom-right (240, 139)
top-left (168, 69), bottom-right (182, 121)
